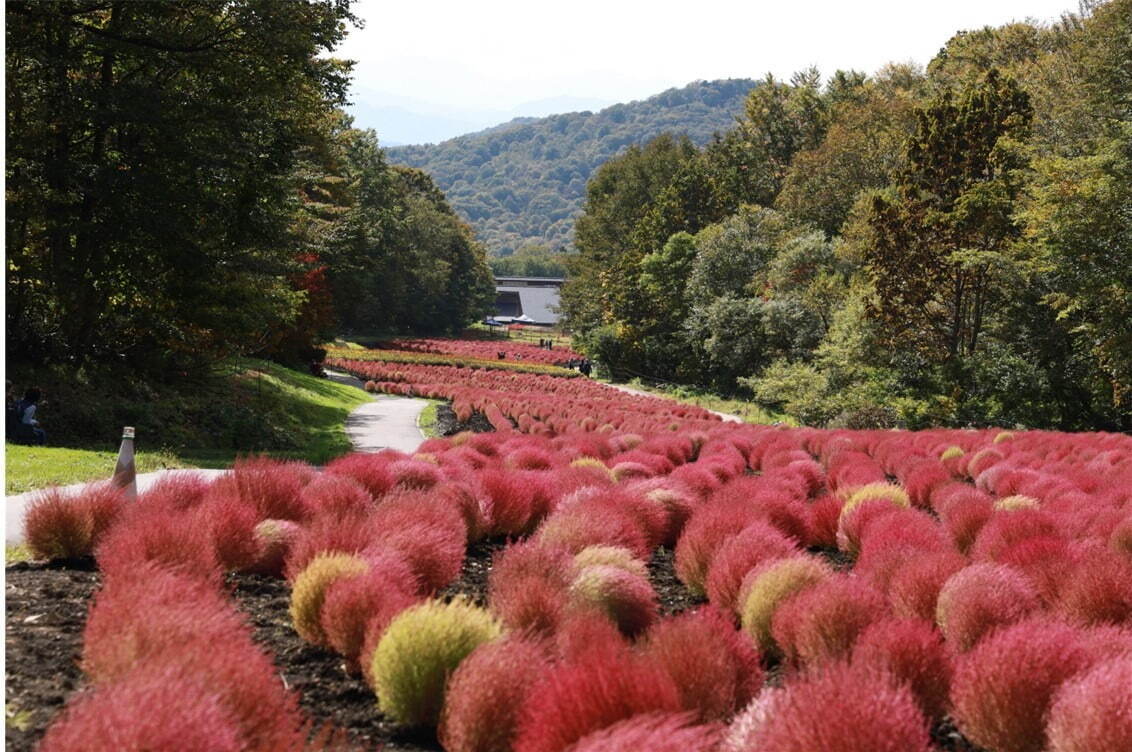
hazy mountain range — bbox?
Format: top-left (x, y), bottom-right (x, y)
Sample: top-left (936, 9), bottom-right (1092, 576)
top-left (380, 79), bottom-right (756, 254)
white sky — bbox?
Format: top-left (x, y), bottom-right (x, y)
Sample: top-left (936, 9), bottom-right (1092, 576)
top-left (335, 0), bottom-right (1080, 111)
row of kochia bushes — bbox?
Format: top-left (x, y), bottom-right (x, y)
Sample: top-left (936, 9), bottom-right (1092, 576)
top-left (327, 355), bottom-right (724, 435)
top-left (373, 337), bottom-right (585, 368)
top-left (24, 418), bottom-right (1132, 751)
top-left (322, 346), bottom-right (580, 378)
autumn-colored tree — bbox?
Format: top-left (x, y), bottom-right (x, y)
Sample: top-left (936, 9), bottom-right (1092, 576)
top-left (863, 69), bottom-right (1032, 365)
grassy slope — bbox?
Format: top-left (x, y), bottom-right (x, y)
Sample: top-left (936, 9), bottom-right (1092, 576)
top-left (616, 378), bottom-right (795, 426)
top-left (4, 359), bottom-right (371, 494)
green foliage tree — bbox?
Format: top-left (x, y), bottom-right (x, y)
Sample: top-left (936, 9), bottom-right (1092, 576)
top-left (5, 0), bottom-right (355, 372)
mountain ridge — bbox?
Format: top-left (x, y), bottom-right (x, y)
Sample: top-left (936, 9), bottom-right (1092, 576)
top-left (386, 78), bottom-right (756, 255)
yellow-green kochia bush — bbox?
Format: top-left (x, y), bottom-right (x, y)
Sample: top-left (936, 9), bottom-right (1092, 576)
top-left (370, 597), bottom-right (502, 727)
top-left (738, 555), bottom-right (833, 653)
top-left (289, 552), bottom-right (369, 646)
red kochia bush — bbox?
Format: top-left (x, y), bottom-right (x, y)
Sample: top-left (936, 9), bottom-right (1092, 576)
top-left (888, 550), bottom-right (967, 622)
top-left (479, 468), bottom-right (549, 536)
top-left (199, 493), bottom-right (260, 572)
top-left (723, 662), bottom-right (933, 752)
top-left (1045, 656), bottom-right (1132, 752)
top-left (438, 638), bottom-right (552, 752)
top-left (851, 618), bottom-right (953, 721)
top-left (771, 574), bottom-right (888, 668)
top-left (674, 501), bottom-right (760, 596)
top-left (640, 607), bottom-right (763, 722)
top-left (24, 489), bottom-right (93, 561)
top-left (537, 503), bottom-right (649, 560)
top-left (704, 521), bottom-right (798, 614)
top-left (1057, 548), bottom-right (1132, 626)
top-left (936, 563), bottom-right (1040, 651)
top-left (319, 561), bottom-right (420, 668)
top-left (569, 565), bottom-right (658, 636)
top-left (95, 505), bottom-right (218, 584)
top-left (969, 508), bottom-right (1060, 561)
top-left (490, 575), bottom-right (568, 635)
top-left (513, 651), bottom-right (683, 752)
top-left (38, 664), bottom-right (245, 752)
top-left (324, 452), bottom-right (395, 498)
top-left (220, 456), bottom-right (312, 521)
top-left (283, 510), bottom-right (376, 582)
top-left (951, 618), bottom-right (1099, 752)
top-left (298, 473), bottom-right (373, 518)
top-left (804, 495), bottom-right (842, 548)
top-left (369, 499), bottom-right (466, 593)
top-left (567, 712), bottom-right (722, 752)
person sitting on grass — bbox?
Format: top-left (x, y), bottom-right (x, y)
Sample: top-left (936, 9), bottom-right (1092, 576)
top-left (15, 387), bottom-right (47, 445)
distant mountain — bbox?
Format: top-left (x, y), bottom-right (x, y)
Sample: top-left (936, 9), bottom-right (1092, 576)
top-left (346, 90), bottom-right (615, 146)
top-left (386, 79), bottom-right (756, 255)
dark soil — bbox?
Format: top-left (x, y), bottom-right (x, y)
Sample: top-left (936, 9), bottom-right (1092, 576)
top-left (434, 404), bottom-right (496, 436)
top-left (5, 541), bottom-right (981, 752)
top-left (648, 546), bottom-right (705, 615)
top-left (4, 560), bottom-right (100, 752)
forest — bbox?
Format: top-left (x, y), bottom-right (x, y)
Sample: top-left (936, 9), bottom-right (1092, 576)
top-left (388, 79), bottom-right (755, 255)
top-left (561, 0), bottom-right (1131, 432)
top-left (5, 0), bottom-right (496, 379)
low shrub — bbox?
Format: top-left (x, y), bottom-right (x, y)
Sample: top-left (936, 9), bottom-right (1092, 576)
top-left (771, 574), bottom-right (888, 668)
top-left (951, 618), bottom-right (1098, 752)
top-left (320, 564), bottom-right (420, 668)
top-left (369, 598), bottom-right (502, 727)
top-left (705, 521), bottom-right (798, 614)
top-left (888, 551), bottom-right (967, 621)
top-left (738, 555), bottom-right (832, 653)
top-left (437, 637), bottom-right (552, 752)
top-left (38, 664), bottom-right (246, 752)
top-left (513, 650), bottom-right (682, 752)
top-left (24, 489), bottom-right (94, 560)
top-left (804, 495), bottom-right (842, 548)
top-left (282, 510), bottom-right (376, 581)
top-left (674, 502), bottom-right (759, 596)
top-left (850, 617), bottom-right (953, 720)
top-left (573, 545), bottom-right (648, 580)
top-left (722, 662), bottom-right (933, 752)
top-left (1057, 549), bottom-right (1132, 626)
top-left (1045, 656), bottom-right (1132, 752)
top-left (95, 505), bottom-right (218, 584)
top-left (289, 552), bottom-right (370, 646)
top-left (640, 606), bottom-right (763, 722)
top-left (536, 505), bottom-right (649, 560)
top-left (324, 452), bottom-right (395, 498)
top-left (298, 473), bottom-right (373, 519)
top-left (248, 518), bottom-right (301, 576)
top-left (936, 563), bottom-right (1040, 651)
top-left (969, 508), bottom-right (1060, 561)
top-left (569, 564), bottom-right (658, 636)
top-left (567, 712), bottom-right (722, 752)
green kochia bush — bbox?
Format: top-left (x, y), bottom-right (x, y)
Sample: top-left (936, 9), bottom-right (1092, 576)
top-left (370, 598), bottom-right (502, 727)
top-left (289, 553), bottom-right (369, 646)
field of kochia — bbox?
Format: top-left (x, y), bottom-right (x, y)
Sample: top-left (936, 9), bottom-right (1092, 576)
top-left (22, 344), bottom-right (1132, 752)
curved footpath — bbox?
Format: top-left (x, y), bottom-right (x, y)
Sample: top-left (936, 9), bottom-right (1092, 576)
top-left (4, 370), bottom-right (427, 544)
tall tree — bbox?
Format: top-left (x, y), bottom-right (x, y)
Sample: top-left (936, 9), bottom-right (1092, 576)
top-left (862, 69), bottom-right (1032, 365)
top-left (6, 0), bottom-right (355, 372)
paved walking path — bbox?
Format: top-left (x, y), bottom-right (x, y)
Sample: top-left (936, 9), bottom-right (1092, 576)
top-left (5, 371), bottom-right (427, 544)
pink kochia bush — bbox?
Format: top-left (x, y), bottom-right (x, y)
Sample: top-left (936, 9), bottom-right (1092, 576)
top-left (704, 520), bottom-right (798, 614)
top-left (850, 617), bottom-right (953, 721)
top-left (23, 483), bottom-right (124, 560)
top-left (1045, 656), bottom-right (1132, 752)
top-left (438, 637), bottom-right (552, 752)
top-left (722, 662), bottom-right (933, 752)
top-left (640, 606), bottom-right (763, 722)
top-left (568, 564), bottom-right (658, 636)
top-left (566, 712), bottom-right (722, 752)
top-left (935, 563), bottom-right (1041, 651)
top-left (950, 618), bottom-right (1102, 752)
top-left (38, 663), bottom-right (246, 752)
top-left (513, 648), bottom-right (683, 752)
top-left (771, 574), bottom-right (888, 668)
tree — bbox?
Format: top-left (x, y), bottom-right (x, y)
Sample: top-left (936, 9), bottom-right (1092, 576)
top-left (5, 0), bottom-right (355, 372)
top-left (861, 70), bottom-right (1032, 365)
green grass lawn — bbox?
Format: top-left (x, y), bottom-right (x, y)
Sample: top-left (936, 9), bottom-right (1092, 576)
top-left (618, 378), bottom-right (794, 426)
top-left (4, 359), bottom-right (372, 495)
top-left (416, 399), bottom-right (445, 439)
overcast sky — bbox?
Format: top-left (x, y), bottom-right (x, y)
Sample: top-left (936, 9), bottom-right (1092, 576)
top-left (335, 0), bottom-right (1079, 113)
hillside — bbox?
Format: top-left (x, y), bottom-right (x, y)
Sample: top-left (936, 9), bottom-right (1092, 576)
top-left (387, 79), bottom-right (756, 255)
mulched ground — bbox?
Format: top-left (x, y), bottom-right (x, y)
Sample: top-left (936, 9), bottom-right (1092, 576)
top-left (5, 530), bottom-right (981, 752)
top-left (434, 405), bottom-right (497, 436)
top-left (5, 560), bottom-right (100, 752)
